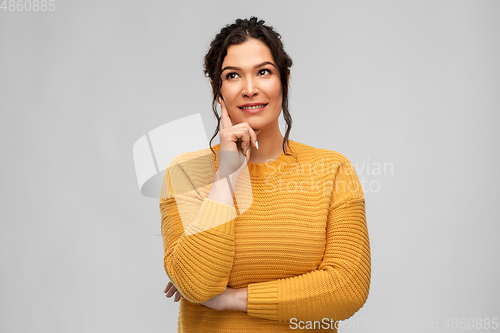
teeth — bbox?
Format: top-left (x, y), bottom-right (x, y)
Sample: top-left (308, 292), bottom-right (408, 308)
top-left (241, 104), bottom-right (266, 110)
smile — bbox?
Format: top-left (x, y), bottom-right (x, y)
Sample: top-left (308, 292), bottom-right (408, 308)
top-left (240, 104), bottom-right (267, 110)
top-left (239, 104), bottom-right (268, 114)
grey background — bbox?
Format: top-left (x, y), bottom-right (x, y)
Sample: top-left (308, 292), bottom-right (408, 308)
top-left (1, 0), bottom-right (499, 332)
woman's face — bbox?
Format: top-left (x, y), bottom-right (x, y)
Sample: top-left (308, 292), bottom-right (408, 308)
top-left (219, 38), bottom-right (283, 131)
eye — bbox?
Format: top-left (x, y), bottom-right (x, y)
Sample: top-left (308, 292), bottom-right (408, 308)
top-left (258, 68), bottom-right (272, 75)
top-left (226, 72), bottom-right (239, 80)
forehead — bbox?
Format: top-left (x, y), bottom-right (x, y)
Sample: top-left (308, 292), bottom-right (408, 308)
top-left (222, 38), bottom-right (274, 67)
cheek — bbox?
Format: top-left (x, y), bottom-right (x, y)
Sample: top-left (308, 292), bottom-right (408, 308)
top-left (220, 84), bottom-right (239, 101)
top-left (266, 79), bottom-right (282, 99)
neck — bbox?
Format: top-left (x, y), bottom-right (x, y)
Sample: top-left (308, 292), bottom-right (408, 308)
top-left (247, 121), bottom-right (284, 164)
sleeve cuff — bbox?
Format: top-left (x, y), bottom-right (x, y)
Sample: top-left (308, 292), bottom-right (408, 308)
top-left (247, 280), bottom-right (279, 320)
top-left (184, 198), bottom-right (237, 236)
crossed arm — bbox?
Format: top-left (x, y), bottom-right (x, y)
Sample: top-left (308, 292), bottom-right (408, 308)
top-left (164, 280), bottom-right (247, 311)
top-left (160, 155), bottom-right (370, 322)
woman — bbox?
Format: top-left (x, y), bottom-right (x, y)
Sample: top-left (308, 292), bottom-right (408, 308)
top-left (160, 17), bottom-right (370, 332)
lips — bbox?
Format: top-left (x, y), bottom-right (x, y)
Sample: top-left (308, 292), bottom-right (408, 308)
top-left (239, 103), bottom-right (268, 110)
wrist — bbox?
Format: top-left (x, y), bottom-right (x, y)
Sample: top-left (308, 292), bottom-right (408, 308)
top-left (228, 287), bottom-right (248, 312)
top-left (214, 170), bottom-right (239, 188)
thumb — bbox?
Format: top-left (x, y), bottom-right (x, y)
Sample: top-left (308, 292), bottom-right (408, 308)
top-left (245, 146), bottom-right (251, 164)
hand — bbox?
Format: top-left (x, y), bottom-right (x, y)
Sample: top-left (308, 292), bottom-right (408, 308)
top-left (164, 281), bottom-right (183, 303)
top-left (217, 98), bottom-right (260, 179)
top-left (201, 287), bottom-right (232, 311)
top-left (202, 287), bottom-right (248, 312)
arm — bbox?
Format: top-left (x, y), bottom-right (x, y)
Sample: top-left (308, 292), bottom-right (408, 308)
top-left (160, 158), bottom-right (238, 303)
top-left (245, 155), bottom-right (371, 322)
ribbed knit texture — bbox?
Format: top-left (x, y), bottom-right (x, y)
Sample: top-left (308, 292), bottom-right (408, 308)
top-left (160, 140), bottom-right (370, 332)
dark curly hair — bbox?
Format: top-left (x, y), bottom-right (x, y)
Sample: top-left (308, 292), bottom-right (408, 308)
top-left (203, 16), bottom-right (296, 160)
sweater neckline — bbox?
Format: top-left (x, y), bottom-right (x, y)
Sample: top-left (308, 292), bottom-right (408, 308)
top-left (212, 139), bottom-right (297, 177)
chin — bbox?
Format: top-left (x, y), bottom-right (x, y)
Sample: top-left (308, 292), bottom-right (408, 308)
top-left (244, 119), bottom-right (264, 130)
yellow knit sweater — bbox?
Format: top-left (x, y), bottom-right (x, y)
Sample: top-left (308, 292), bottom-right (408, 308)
top-left (160, 139), bottom-right (370, 332)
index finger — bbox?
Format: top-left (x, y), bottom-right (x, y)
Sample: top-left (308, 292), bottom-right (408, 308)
top-left (219, 98), bottom-right (233, 129)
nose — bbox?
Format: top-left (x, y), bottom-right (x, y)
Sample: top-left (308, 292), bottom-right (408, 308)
top-left (242, 76), bottom-right (258, 97)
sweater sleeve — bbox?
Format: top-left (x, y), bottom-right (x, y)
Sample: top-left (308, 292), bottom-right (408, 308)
top-left (159, 158), bottom-right (238, 303)
top-left (246, 154), bottom-right (371, 322)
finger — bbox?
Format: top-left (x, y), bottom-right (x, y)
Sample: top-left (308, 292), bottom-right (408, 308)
top-left (166, 285), bottom-right (177, 298)
top-left (164, 281), bottom-right (172, 293)
top-left (233, 124), bottom-right (260, 152)
top-left (250, 129), bottom-right (260, 150)
top-left (236, 138), bottom-right (244, 156)
top-left (227, 127), bottom-right (250, 155)
top-left (219, 98), bottom-right (233, 129)
top-left (243, 142), bottom-right (252, 164)
top-left (174, 291), bottom-right (182, 302)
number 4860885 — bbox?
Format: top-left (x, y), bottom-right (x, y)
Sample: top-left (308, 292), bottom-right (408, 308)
top-left (1, 0), bottom-right (56, 11)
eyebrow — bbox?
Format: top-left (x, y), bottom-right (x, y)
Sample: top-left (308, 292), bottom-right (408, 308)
top-left (221, 61), bottom-right (276, 73)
